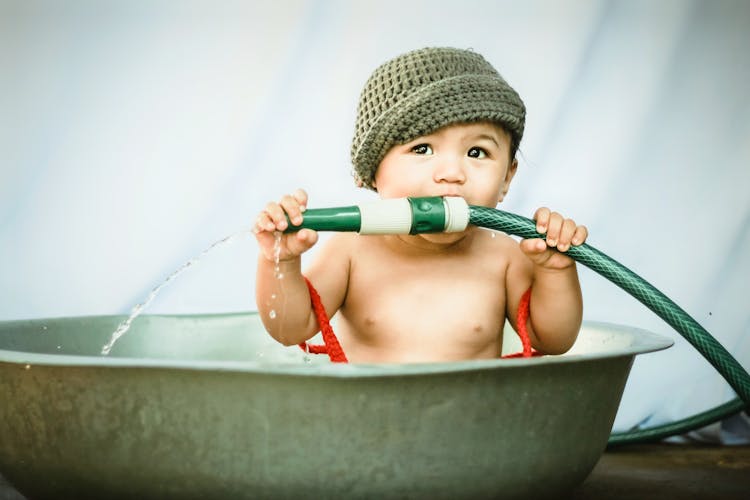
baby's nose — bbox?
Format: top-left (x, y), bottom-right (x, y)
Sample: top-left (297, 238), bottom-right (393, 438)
top-left (434, 160), bottom-right (466, 183)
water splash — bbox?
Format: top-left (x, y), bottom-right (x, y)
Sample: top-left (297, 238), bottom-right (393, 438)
top-left (265, 233), bottom-right (283, 322)
top-left (101, 230), bottom-right (248, 355)
top-left (480, 227), bottom-right (500, 239)
top-left (273, 231), bottom-right (284, 279)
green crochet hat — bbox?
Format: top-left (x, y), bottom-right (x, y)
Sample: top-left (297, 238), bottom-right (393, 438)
top-left (351, 47), bottom-right (526, 190)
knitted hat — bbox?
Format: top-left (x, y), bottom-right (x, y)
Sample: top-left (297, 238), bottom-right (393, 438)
top-left (351, 47), bottom-right (526, 190)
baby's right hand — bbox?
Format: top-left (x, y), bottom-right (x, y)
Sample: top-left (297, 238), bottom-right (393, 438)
top-left (254, 188), bottom-right (319, 262)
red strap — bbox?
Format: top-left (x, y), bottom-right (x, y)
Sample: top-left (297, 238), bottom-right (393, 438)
top-left (299, 277), bottom-right (536, 361)
top-left (299, 277), bottom-right (348, 363)
top-left (500, 286), bottom-right (541, 358)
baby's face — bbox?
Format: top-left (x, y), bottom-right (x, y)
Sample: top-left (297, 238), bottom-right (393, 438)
top-left (373, 122), bottom-right (517, 208)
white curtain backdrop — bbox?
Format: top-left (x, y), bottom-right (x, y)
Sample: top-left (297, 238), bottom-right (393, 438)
top-left (2, 0), bottom-right (748, 438)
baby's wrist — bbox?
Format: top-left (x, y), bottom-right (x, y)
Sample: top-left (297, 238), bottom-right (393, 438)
top-left (533, 261), bottom-right (576, 275)
top-left (264, 254), bottom-right (301, 265)
top-left (259, 252), bottom-right (301, 268)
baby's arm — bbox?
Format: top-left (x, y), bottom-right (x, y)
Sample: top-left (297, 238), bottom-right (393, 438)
top-left (506, 208), bottom-right (588, 354)
top-left (254, 189), bottom-right (351, 346)
top-left (254, 189), bottom-right (322, 345)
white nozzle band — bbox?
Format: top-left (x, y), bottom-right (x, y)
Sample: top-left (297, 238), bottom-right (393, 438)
top-left (358, 198), bottom-right (412, 234)
top-left (443, 197), bottom-right (470, 232)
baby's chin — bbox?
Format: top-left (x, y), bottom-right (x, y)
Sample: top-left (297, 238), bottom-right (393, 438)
top-left (415, 230), bottom-right (470, 246)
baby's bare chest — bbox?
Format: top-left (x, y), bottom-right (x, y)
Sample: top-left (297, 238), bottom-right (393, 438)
top-left (343, 253), bottom-right (508, 350)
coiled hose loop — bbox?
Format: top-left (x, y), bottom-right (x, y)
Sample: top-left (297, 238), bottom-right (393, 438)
top-left (468, 206), bottom-right (749, 446)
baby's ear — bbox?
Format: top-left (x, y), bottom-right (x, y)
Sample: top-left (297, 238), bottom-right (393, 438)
top-left (498, 159), bottom-right (518, 202)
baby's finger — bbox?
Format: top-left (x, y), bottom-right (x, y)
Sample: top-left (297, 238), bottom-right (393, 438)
top-left (534, 207), bottom-right (551, 234)
top-left (545, 212), bottom-right (564, 248)
top-left (264, 201), bottom-right (289, 231)
top-left (519, 238), bottom-right (554, 266)
top-left (571, 225), bottom-right (588, 246)
top-left (292, 188), bottom-right (308, 211)
top-left (254, 212), bottom-right (272, 233)
top-left (286, 228), bottom-right (318, 255)
top-left (280, 194), bottom-right (304, 227)
top-left (520, 238), bottom-right (548, 254)
top-left (556, 219), bottom-right (578, 252)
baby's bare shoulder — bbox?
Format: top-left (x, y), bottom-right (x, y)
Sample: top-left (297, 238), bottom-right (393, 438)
top-left (470, 229), bottom-right (530, 270)
top-left (310, 233), bottom-right (359, 270)
top-left (473, 229), bottom-right (522, 252)
top-left (318, 232), bottom-right (358, 251)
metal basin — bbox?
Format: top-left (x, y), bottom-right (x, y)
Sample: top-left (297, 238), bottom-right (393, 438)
top-left (0, 314), bottom-right (671, 499)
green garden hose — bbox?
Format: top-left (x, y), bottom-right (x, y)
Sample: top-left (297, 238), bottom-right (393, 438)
top-left (286, 197), bottom-right (749, 445)
top-left (469, 206), bottom-right (749, 446)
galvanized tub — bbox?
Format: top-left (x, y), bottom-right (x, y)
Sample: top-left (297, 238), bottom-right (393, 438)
top-left (0, 314), bottom-right (671, 499)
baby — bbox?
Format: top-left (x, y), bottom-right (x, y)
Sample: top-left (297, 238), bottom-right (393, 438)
top-left (254, 47), bottom-right (588, 363)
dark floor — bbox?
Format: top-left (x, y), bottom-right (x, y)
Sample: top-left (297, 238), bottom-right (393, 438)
top-left (2, 444), bottom-right (749, 499)
top-left (571, 443), bottom-right (750, 499)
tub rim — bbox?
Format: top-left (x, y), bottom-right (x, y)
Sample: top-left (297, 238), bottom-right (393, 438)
top-left (0, 316), bottom-right (673, 378)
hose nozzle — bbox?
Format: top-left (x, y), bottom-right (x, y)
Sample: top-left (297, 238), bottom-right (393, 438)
top-left (284, 196), bottom-right (470, 235)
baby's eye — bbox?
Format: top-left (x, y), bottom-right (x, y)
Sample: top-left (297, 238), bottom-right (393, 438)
top-left (468, 147), bottom-right (488, 159)
top-left (412, 144), bottom-right (433, 155)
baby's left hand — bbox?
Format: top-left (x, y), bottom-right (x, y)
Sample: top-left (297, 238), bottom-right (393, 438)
top-left (520, 207), bottom-right (588, 270)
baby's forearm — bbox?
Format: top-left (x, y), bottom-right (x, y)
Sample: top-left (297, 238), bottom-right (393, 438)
top-left (528, 265), bottom-right (583, 354)
top-left (255, 256), bottom-right (318, 346)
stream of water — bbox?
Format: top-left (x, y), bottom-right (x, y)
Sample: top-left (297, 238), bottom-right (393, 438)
top-left (101, 230), bottom-right (248, 355)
